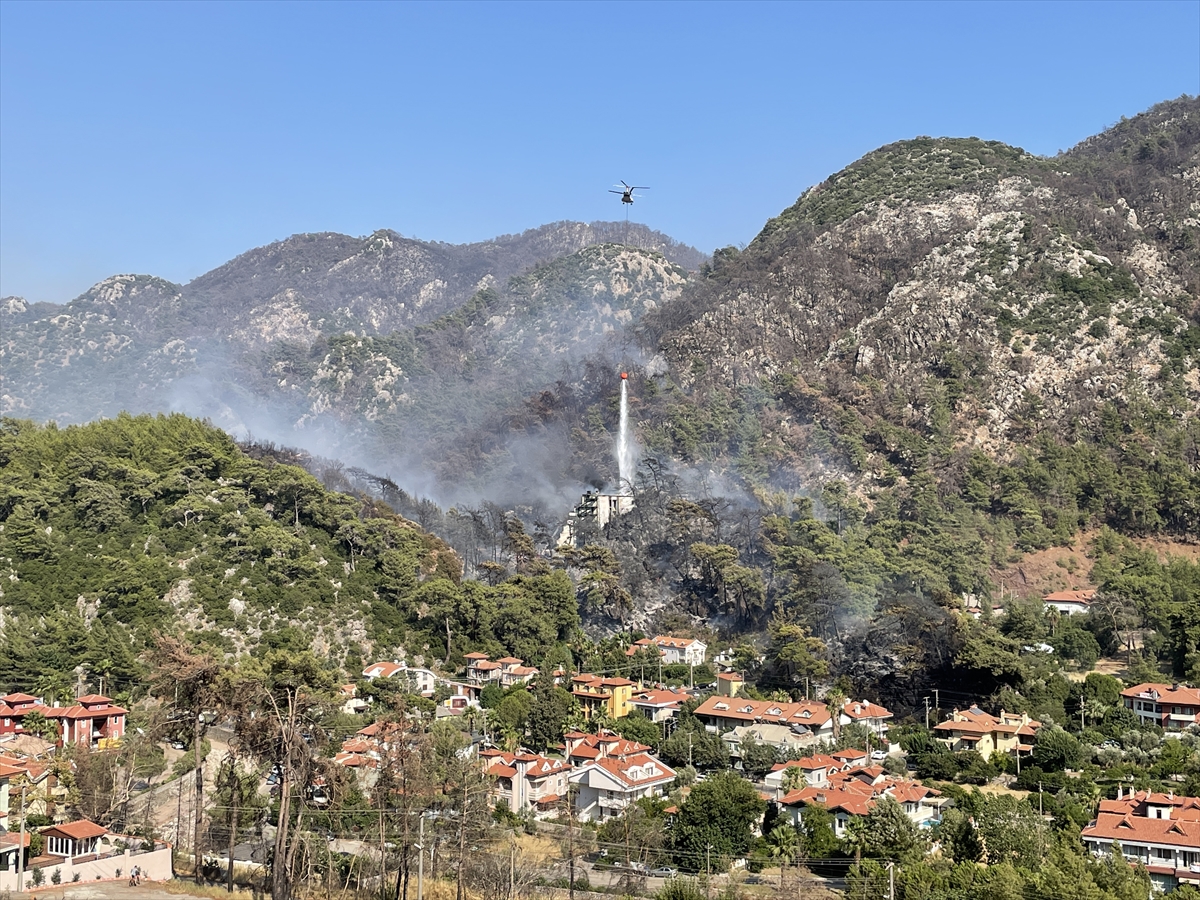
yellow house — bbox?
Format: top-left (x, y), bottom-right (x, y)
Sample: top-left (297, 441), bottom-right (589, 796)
top-left (716, 673), bottom-right (744, 698)
top-left (934, 706), bottom-right (1040, 758)
top-left (571, 675), bottom-right (636, 720)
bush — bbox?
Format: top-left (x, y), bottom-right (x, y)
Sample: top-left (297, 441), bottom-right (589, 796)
top-left (31, 868), bottom-right (45, 887)
top-left (51, 867), bottom-right (62, 885)
top-left (657, 876), bottom-right (706, 900)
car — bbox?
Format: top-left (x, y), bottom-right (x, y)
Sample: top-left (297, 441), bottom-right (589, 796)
top-left (871, 750), bottom-right (888, 760)
top-left (651, 867), bottom-right (678, 878)
top-left (169, 740), bottom-right (187, 750)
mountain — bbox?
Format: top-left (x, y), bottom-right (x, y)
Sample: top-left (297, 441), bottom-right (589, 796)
top-left (0, 222), bottom-right (702, 490)
top-left (4, 99), bottom-right (1198, 530)
top-left (629, 97), bottom-right (1199, 484)
top-left (3, 98), bottom-right (1199, 709)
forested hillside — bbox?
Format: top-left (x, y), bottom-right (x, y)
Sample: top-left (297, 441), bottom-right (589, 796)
top-left (0, 414), bottom-right (583, 692)
top-left (1, 98), bottom-right (1198, 719)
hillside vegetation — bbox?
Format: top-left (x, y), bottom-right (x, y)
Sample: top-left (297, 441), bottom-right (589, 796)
top-left (0, 414), bottom-right (582, 691)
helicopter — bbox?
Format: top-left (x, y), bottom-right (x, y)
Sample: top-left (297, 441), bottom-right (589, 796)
top-left (610, 181), bottom-right (649, 205)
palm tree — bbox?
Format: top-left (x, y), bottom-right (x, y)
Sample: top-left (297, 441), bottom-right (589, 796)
top-left (765, 825), bottom-right (799, 887)
top-left (825, 688), bottom-right (847, 744)
top-left (841, 816), bottom-right (868, 864)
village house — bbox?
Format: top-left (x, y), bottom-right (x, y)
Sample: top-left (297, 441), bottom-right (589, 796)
top-left (933, 706), bottom-right (1039, 759)
top-left (1120, 683), bottom-right (1200, 730)
top-left (564, 731), bottom-right (650, 767)
top-left (465, 653), bottom-right (502, 684)
top-left (629, 687), bottom-right (690, 723)
top-left (1042, 589), bottom-right (1098, 616)
top-left (694, 695), bottom-right (893, 744)
top-left (0, 819), bottom-right (173, 891)
top-left (716, 673), bottom-right (745, 697)
top-left (694, 696), bottom-right (834, 740)
top-left (495, 658), bottom-right (540, 689)
top-left (0, 693), bottom-right (127, 749)
top-left (0, 831), bottom-right (29, 877)
top-left (1082, 789), bottom-right (1200, 894)
top-left (840, 699), bottom-right (894, 737)
top-left (571, 675), bottom-right (636, 720)
top-left (626, 636), bottom-right (707, 667)
top-left (762, 750), bottom-right (870, 794)
top-left (0, 694), bottom-right (43, 736)
top-left (570, 752), bottom-right (675, 822)
top-left (482, 749), bottom-right (570, 818)
top-left (723, 723), bottom-right (818, 760)
top-left (46, 696), bottom-right (127, 748)
top-left (339, 684), bottom-right (369, 716)
top-left (777, 765), bottom-right (946, 836)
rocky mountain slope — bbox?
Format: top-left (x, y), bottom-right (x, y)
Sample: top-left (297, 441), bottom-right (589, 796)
top-left (3, 98), bottom-right (1197, 529)
top-left (632, 97), bottom-right (1199, 486)
top-left (0, 222), bottom-right (701, 481)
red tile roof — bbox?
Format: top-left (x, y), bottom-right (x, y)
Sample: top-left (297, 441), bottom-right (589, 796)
top-left (592, 753), bottom-right (675, 788)
top-left (694, 695), bottom-right (834, 727)
top-left (1120, 683), bottom-right (1200, 706)
top-left (1084, 812), bottom-right (1200, 849)
top-left (44, 820), bottom-right (107, 840)
top-left (1043, 589), bottom-right (1097, 603)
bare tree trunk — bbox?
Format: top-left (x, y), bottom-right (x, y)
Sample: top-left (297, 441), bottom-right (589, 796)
top-left (456, 785), bottom-right (467, 900)
top-left (194, 713), bottom-right (205, 880)
top-left (272, 692), bottom-right (297, 900)
top-left (227, 770), bottom-right (239, 894)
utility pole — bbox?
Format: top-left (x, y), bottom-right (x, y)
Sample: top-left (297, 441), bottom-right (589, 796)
top-left (567, 791), bottom-right (576, 900)
top-left (509, 841), bottom-right (515, 900)
top-left (417, 815), bottom-right (425, 900)
top-left (887, 861), bottom-right (895, 900)
top-left (705, 844), bottom-right (713, 900)
top-left (923, 697), bottom-right (930, 730)
top-left (17, 783), bottom-right (26, 893)
top-left (933, 689), bottom-right (939, 718)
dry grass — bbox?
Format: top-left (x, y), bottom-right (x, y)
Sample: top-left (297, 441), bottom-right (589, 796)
top-left (161, 882), bottom-right (258, 900)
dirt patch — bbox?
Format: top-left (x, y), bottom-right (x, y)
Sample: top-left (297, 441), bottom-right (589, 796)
top-left (992, 529), bottom-right (1200, 601)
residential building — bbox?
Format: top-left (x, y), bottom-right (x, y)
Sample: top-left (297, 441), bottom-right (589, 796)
top-left (564, 731), bottom-right (650, 767)
top-left (1043, 589), bottom-right (1098, 616)
top-left (557, 491), bottom-right (634, 547)
top-left (481, 749), bottom-right (570, 817)
top-left (0, 693), bottom-right (127, 748)
top-left (765, 756), bottom-right (837, 794)
top-left (570, 752), bottom-right (675, 822)
top-left (716, 673), bottom-right (744, 698)
top-left (693, 696), bottom-right (835, 741)
top-left (47, 696), bottom-right (127, 748)
top-left (362, 661), bottom-right (406, 680)
top-left (42, 819), bottom-right (108, 859)
top-left (723, 723), bottom-right (819, 760)
top-left (629, 688), bottom-right (690, 723)
top-left (933, 707), bottom-right (1040, 759)
top-left (840, 699), bottom-right (893, 737)
top-left (339, 684), bottom-right (369, 716)
top-left (0, 761), bottom-right (20, 829)
top-left (1120, 683), bottom-right (1200, 730)
top-left (496, 658), bottom-right (540, 689)
top-left (0, 693), bottom-right (45, 736)
top-left (777, 765), bottom-right (946, 836)
top-left (1082, 789), bottom-right (1200, 893)
top-left (571, 675), bottom-right (636, 720)
top-left (626, 636), bottom-right (707, 667)
top-left (466, 656), bottom-right (502, 684)
top-left (0, 831), bottom-right (29, 875)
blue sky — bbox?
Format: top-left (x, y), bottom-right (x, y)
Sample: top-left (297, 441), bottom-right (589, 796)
top-left (2, 0), bottom-right (1197, 303)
